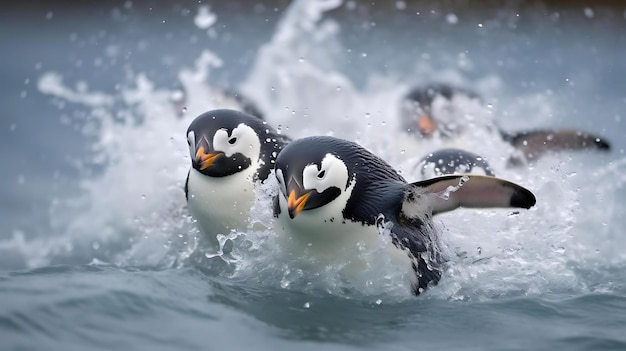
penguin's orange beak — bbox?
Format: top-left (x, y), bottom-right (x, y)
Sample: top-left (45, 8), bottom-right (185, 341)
top-left (287, 188), bottom-right (311, 219)
top-left (417, 113), bottom-right (437, 137)
top-left (195, 146), bottom-right (222, 170)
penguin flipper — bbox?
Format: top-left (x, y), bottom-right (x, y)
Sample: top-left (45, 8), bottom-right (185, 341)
top-left (410, 175), bottom-right (536, 216)
top-left (184, 170), bottom-right (190, 200)
top-left (508, 129), bottom-right (611, 161)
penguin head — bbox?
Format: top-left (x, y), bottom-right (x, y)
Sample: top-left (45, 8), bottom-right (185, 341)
top-left (416, 148), bottom-right (495, 179)
top-left (400, 84), bottom-right (482, 138)
top-left (274, 137), bottom-right (353, 219)
top-left (186, 109), bottom-right (264, 178)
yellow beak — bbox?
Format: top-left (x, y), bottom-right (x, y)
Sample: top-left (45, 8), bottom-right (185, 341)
top-left (417, 113), bottom-right (437, 137)
top-left (195, 146), bottom-right (222, 170)
top-left (287, 188), bottom-right (311, 218)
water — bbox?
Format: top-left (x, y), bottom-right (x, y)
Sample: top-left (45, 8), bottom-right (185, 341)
top-left (2, 1), bottom-right (626, 350)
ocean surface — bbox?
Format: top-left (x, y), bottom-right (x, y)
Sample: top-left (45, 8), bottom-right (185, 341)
top-left (2, 1), bottom-right (626, 350)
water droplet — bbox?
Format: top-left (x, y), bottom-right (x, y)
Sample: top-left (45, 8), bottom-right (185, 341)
top-left (298, 57), bottom-right (305, 62)
top-left (478, 23), bottom-right (483, 28)
top-left (395, 1), bottom-right (406, 10)
top-left (141, 194), bottom-right (146, 200)
top-left (361, 52), bottom-right (368, 58)
top-left (446, 13), bottom-right (458, 24)
top-left (400, 149), bottom-right (405, 155)
top-left (375, 299), bottom-right (382, 305)
top-left (182, 107), bottom-right (187, 113)
top-left (584, 7), bottom-right (594, 18)
top-left (303, 302), bottom-right (311, 309)
top-left (336, 86), bottom-right (342, 91)
top-left (45, 11), bottom-right (53, 20)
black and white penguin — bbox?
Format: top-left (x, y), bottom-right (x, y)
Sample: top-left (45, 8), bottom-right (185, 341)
top-left (273, 136), bottom-right (536, 295)
top-left (400, 83), bottom-right (484, 138)
top-left (185, 109), bottom-right (289, 237)
top-left (399, 83), bottom-right (611, 163)
top-left (415, 148), bottom-right (496, 179)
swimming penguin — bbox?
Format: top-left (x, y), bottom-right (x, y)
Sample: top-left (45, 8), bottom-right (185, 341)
top-left (400, 83), bottom-right (484, 138)
top-left (185, 109), bottom-right (289, 237)
top-left (273, 136), bottom-right (536, 295)
top-left (399, 83), bottom-right (611, 163)
top-left (416, 148), bottom-right (495, 179)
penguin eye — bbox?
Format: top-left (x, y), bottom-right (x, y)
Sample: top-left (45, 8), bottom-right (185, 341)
top-left (317, 170), bottom-right (326, 179)
top-left (228, 137), bottom-right (237, 145)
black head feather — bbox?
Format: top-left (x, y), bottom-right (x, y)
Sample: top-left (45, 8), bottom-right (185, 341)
top-left (274, 136), bottom-right (407, 225)
top-left (187, 109), bottom-right (289, 181)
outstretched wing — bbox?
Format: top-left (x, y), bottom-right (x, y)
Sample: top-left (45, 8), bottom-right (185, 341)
top-left (389, 174), bottom-right (536, 294)
top-left (184, 170), bottom-right (190, 200)
top-left (410, 174), bottom-right (536, 216)
top-left (506, 129), bottom-right (610, 161)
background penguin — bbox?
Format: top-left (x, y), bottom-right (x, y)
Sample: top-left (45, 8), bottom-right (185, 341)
top-left (185, 109), bottom-right (289, 237)
top-left (273, 136), bottom-right (536, 295)
top-left (415, 148), bottom-right (495, 180)
top-left (399, 83), bottom-right (611, 164)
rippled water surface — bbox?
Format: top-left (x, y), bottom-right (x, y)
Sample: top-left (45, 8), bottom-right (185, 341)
top-left (2, 1), bottom-right (626, 350)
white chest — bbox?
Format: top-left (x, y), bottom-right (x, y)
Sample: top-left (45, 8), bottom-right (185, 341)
top-left (186, 167), bottom-right (256, 237)
top-left (274, 193), bottom-right (411, 273)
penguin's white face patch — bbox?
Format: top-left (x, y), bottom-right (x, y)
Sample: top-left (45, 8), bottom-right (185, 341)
top-left (302, 153), bottom-right (348, 193)
top-left (276, 168), bottom-right (287, 195)
top-left (212, 123), bottom-right (261, 160)
top-left (187, 130), bottom-right (196, 160)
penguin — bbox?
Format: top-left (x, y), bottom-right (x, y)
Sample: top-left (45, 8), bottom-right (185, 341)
top-left (415, 148), bottom-right (495, 180)
top-left (399, 83), bottom-right (611, 163)
top-left (273, 136), bottom-right (536, 295)
top-left (400, 83), bottom-right (483, 138)
top-left (185, 109), bottom-right (289, 237)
